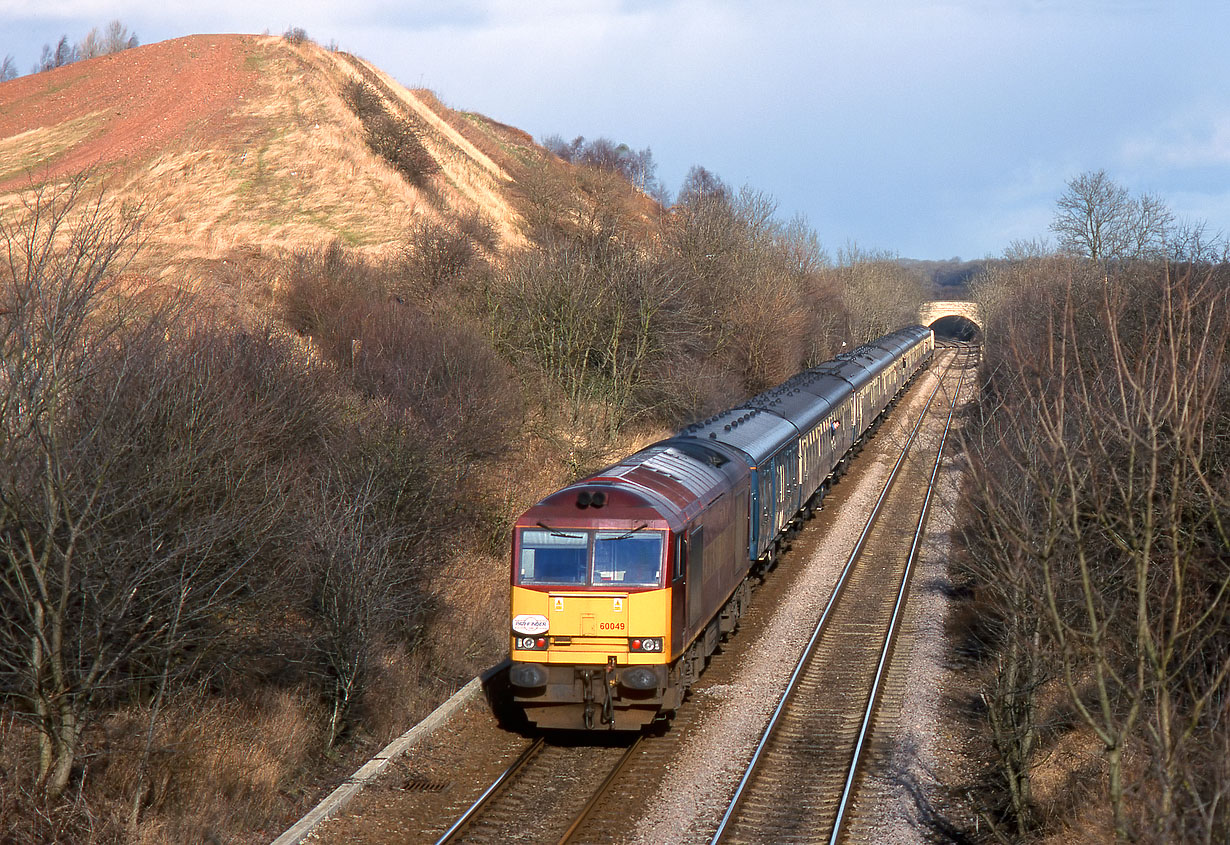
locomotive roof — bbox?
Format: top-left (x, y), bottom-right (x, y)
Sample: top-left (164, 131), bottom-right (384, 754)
top-left (674, 406), bottom-right (799, 467)
top-left (521, 440), bottom-right (746, 528)
top-left (592, 441), bottom-right (745, 521)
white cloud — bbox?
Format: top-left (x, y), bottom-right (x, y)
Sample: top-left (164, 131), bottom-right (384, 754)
top-left (1120, 113), bottom-right (1230, 169)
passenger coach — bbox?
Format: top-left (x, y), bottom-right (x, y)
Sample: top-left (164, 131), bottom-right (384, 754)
top-left (508, 326), bottom-right (934, 730)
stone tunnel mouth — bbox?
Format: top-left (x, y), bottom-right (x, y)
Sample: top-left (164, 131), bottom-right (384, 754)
top-left (929, 314), bottom-right (981, 342)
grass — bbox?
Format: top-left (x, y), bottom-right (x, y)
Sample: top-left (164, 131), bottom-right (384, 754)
top-left (0, 110), bottom-right (107, 184)
top-left (102, 42), bottom-right (438, 273)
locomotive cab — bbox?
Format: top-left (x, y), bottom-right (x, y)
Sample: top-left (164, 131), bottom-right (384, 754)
top-left (509, 484), bottom-right (680, 730)
top-left (509, 441), bottom-right (745, 731)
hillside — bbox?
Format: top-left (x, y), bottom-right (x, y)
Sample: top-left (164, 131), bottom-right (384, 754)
top-left (0, 34), bottom-right (533, 290)
top-left (0, 32), bottom-right (913, 844)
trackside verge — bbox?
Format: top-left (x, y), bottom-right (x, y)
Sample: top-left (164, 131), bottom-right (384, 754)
top-left (271, 673), bottom-right (487, 844)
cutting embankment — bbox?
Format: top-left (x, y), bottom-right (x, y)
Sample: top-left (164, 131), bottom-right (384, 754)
top-left (0, 33), bottom-right (554, 844)
top-left (0, 34), bottom-right (524, 286)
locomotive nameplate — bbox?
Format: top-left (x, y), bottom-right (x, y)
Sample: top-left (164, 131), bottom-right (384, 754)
top-left (512, 614), bottom-right (549, 635)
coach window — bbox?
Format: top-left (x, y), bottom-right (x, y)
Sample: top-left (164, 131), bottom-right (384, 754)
top-left (518, 529), bottom-right (587, 585)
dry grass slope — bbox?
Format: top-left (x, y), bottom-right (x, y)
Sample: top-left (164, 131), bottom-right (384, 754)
top-left (0, 34), bottom-right (526, 288)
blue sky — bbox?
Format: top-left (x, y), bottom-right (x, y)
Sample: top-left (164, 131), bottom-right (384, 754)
top-left (3, 1), bottom-right (1229, 259)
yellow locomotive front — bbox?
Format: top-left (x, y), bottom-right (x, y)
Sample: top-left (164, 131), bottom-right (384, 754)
top-left (508, 487), bottom-right (680, 731)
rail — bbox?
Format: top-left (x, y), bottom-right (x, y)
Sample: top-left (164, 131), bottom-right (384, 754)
top-left (434, 737), bottom-right (544, 844)
top-left (710, 351), bottom-right (965, 843)
top-left (435, 734), bottom-right (644, 844)
top-left (827, 355), bottom-right (966, 842)
top-left (554, 735), bottom-right (644, 844)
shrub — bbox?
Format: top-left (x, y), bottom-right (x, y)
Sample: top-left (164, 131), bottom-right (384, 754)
top-left (341, 79), bottom-right (439, 187)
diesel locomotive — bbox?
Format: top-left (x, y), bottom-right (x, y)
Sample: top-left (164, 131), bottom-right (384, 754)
top-left (508, 325), bottom-right (935, 730)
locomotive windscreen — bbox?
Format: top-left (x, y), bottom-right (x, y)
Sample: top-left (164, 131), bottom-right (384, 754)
top-left (516, 528), bottom-right (664, 587)
top-left (594, 531), bottom-right (663, 586)
top-left (518, 529), bottom-right (587, 585)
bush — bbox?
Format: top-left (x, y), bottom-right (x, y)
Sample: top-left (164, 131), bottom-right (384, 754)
top-left (280, 240), bottom-right (521, 459)
top-left (341, 79), bottom-right (439, 187)
top-left (957, 258), bottom-right (1230, 840)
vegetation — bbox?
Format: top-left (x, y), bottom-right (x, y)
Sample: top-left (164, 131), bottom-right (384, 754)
top-left (0, 179), bottom-right (510, 841)
top-left (341, 78), bottom-right (440, 188)
top-left (25, 21), bottom-right (139, 76)
top-left (945, 177), bottom-right (1230, 842)
top-left (542, 134), bottom-right (665, 200)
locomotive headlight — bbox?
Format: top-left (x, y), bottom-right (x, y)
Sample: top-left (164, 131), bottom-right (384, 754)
top-left (629, 637), bottom-right (662, 653)
top-left (514, 635), bottom-right (548, 651)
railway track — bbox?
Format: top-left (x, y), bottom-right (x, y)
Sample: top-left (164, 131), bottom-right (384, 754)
top-left (438, 352), bottom-right (969, 845)
top-left (304, 348), bottom-right (971, 845)
top-left (710, 350), bottom-right (968, 844)
top-left (435, 734), bottom-right (643, 844)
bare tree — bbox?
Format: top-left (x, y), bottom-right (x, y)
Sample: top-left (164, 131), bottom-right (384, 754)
top-left (1051, 170), bottom-right (1179, 263)
top-left (833, 242), bottom-right (926, 343)
top-left (0, 181), bottom-right (291, 804)
top-left (965, 257), bottom-right (1230, 841)
top-left (491, 233), bottom-right (682, 437)
top-left (77, 28), bottom-right (104, 60)
top-left (102, 20), bottom-right (139, 54)
top-left (307, 474), bottom-right (427, 747)
top-left (1167, 217), bottom-right (1230, 263)
top-left (0, 54), bottom-right (17, 82)
top-left (540, 134), bottom-right (661, 195)
top-left (53, 35), bottom-right (77, 68)
top-left (1050, 170), bottom-right (1134, 263)
top-left (74, 20), bottom-right (141, 59)
top-left (1128, 191), bottom-right (1176, 260)
top-left (0, 180), bottom-right (144, 798)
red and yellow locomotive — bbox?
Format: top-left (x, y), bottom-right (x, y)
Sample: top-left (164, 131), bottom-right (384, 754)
top-left (508, 326), bottom-right (934, 730)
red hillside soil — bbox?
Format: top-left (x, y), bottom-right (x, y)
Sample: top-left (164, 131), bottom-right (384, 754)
top-left (0, 35), bottom-right (259, 191)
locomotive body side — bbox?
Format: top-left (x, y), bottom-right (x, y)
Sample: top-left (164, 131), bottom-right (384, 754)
top-left (676, 410), bottom-right (801, 562)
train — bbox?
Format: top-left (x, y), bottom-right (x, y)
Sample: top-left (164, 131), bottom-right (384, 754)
top-left (507, 325), bottom-right (936, 730)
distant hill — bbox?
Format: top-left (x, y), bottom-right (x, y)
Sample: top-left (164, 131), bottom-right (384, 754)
top-left (896, 257), bottom-right (999, 297)
top-left (0, 34), bottom-right (553, 283)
